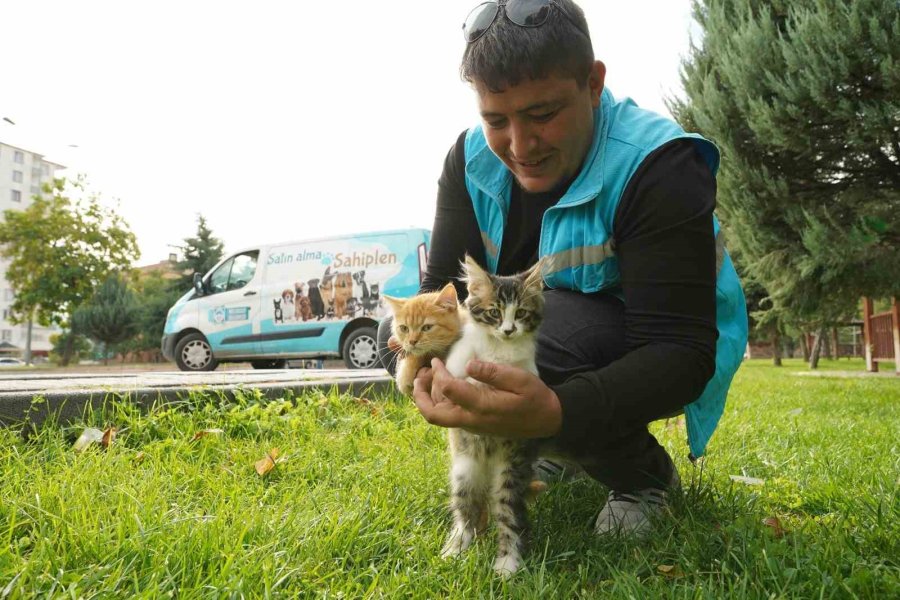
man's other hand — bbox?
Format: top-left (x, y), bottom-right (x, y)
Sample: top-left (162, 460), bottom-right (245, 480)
top-left (412, 358), bottom-right (562, 439)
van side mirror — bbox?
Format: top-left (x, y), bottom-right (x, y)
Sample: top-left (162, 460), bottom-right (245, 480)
top-left (193, 272), bottom-right (205, 296)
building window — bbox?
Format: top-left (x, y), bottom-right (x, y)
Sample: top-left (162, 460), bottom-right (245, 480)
top-left (12, 170), bottom-right (23, 183)
top-left (10, 190), bottom-right (21, 203)
top-left (1, 308), bottom-right (9, 320)
top-left (30, 185), bottom-right (39, 194)
top-left (31, 167), bottom-right (41, 178)
top-left (4, 289), bottom-right (14, 301)
top-left (1, 330), bottom-right (11, 342)
top-left (13, 151), bottom-right (24, 164)
top-left (42, 164), bottom-right (50, 176)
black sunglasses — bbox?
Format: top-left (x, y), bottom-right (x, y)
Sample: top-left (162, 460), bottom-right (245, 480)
top-left (462, 0), bottom-right (588, 43)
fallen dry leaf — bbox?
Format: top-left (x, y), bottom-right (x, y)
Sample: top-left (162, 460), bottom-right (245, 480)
top-left (133, 451), bottom-right (146, 464)
top-left (787, 408), bottom-right (803, 417)
top-left (729, 475), bottom-right (765, 486)
top-left (763, 516), bottom-right (787, 538)
top-left (657, 564), bottom-right (685, 579)
top-left (664, 416), bottom-right (685, 431)
top-left (255, 448), bottom-right (281, 477)
top-left (527, 480), bottom-right (548, 501)
top-left (192, 428), bottom-right (224, 442)
top-left (73, 428), bottom-right (104, 453)
top-left (353, 397), bottom-right (382, 416)
top-left (101, 427), bottom-right (117, 449)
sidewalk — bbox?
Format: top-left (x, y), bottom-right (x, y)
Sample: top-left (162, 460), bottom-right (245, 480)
top-left (0, 369), bottom-right (394, 427)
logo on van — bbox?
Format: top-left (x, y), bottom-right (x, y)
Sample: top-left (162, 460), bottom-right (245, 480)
top-left (209, 306), bottom-right (251, 325)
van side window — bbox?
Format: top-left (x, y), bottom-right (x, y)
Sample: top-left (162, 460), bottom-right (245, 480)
top-left (206, 251), bottom-right (259, 295)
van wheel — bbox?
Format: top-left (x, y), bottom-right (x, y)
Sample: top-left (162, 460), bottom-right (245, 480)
top-left (174, 333), bottom-right (219, 371)
top-left (251, 360), bottom-right (287, 369)
top-left (342, 327), bottom-right (379, 369)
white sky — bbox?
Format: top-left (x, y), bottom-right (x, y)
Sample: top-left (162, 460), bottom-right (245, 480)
top-left (1, 0), bottom-right (695, 266)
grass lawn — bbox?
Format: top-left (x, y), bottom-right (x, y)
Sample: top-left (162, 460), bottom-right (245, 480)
top-left (1, 359), bottom-right (897, 598)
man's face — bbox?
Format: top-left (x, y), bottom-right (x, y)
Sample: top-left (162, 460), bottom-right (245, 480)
top-left (476, 61), bottom-right (605, 193)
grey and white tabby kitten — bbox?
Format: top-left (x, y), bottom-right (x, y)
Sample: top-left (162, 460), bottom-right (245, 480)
top-left (441, 255), bottom-right (545, 578)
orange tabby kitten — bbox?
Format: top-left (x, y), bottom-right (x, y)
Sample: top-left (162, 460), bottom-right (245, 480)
top-left (384, 283), bottom-right (463, 394)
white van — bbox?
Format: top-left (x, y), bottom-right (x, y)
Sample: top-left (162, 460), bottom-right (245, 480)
top-left (161, 228), bottom-right (430, 371)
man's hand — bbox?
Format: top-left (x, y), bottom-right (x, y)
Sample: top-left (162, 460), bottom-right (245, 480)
top-left (412, 358), bottom-right (562, 439)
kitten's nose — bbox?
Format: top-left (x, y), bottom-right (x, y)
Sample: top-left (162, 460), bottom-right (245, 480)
top-left (501, 325), bottom-right (516, 336)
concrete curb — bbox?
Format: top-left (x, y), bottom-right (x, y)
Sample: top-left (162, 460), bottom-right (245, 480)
top-left (0, 370), bottom-right (396, 428)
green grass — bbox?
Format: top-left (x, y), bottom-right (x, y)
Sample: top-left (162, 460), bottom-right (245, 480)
top-left (1, 359), bottom-right (898, 598)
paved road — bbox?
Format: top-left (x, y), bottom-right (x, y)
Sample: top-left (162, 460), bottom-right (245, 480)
top-left (0, 368), bottom-right (394, 427)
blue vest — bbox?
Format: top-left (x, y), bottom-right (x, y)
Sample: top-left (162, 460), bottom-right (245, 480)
top-left (463, 88), bottom-right (748, 457)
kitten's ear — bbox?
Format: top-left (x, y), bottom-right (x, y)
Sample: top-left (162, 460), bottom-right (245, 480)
top-left (462, 255), bottom-right (491, 296)
top-left (523, 257), bottom-right (547, 292)
top-left (383, 295), bottom-right (406, 315)
top-left (434, 282), bottom-right (458, 310)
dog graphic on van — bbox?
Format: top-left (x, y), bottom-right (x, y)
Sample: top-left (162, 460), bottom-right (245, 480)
top-left (333, 272), bottom-right (353, 318)
top-left (294, 282), bottom-right (313, 321)
top-left (273, 298), bottom-right (284, 324)
top-left (307, 278), bottom-right (326, 320)
top-left (319, 266), bottom-right (337, 319)
top-left (281, 289), bottom-right (295, 322)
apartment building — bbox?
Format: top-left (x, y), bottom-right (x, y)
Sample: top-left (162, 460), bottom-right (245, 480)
top-left (0, 140), bottom-right (66, 356)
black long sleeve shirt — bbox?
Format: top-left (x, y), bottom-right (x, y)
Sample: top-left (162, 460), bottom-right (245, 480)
top-left (421, 131), bottom-right (718, 455)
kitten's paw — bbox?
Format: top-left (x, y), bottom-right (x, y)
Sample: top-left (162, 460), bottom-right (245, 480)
top-left (396, 379), bottom-right (414, 395)
top-left (493, 553), bottom-right (521, 578)
top-left (440, 528), bottom-right (473, 559)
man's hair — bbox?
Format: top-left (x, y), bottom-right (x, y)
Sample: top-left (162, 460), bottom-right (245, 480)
top-left (460, 0), bottom-right (594, 92)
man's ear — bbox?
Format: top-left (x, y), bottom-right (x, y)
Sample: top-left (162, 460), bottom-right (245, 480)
top-left (588, 60), bottom-right (606, 108)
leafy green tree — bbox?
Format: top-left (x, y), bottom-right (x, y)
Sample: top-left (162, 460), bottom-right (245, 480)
top-left (670, 0), bottom-right (900, 367)
top-left (123, 271), bottom-right (183, 359)
top-left (49, 329), bottom-right (92, 367)
top-left (71, 273), bottom-right (140, 365)
top-left (176, 215), bottom-right (224, 290)
top-left (0, 177), bottom-right (140, 363)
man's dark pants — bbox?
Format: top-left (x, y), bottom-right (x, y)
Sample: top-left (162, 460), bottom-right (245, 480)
top-left (376, 289), bottom-right (676, 492)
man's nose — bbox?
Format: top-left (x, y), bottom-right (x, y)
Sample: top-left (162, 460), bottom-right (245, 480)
top-left (509, 122), bottom-right (537, 159)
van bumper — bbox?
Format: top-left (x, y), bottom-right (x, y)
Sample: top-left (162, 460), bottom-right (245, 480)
top-left (161, 333), bottom-right (177, 362)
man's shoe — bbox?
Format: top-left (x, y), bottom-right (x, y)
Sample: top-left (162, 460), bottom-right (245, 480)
top-left (532, 457), bottom-right (583, 483)
top-left (594, 467), bottom-right (681, 537)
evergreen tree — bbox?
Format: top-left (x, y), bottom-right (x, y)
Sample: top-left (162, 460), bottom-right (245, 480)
top-left (71, 273), bottom-right (140, 365)
top-left (125, 272), bottom-right (183, 358)
top-left (671, 0), bottom-right (900, 365)
top-left (176, 215), bottom-right (225, 290)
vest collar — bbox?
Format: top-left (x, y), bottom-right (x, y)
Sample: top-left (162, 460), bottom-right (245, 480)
top-left (464, 87), bottom-right (615, 207)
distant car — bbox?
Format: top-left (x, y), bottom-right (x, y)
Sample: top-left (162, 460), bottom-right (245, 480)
top-left (0, 357), bottom-right (26, 367)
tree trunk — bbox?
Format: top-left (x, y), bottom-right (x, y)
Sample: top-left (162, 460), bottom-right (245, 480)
top-left (799, 333), bottom-right (810, 362)
top-left (772, 330), bottom-right (782, 366)
top-left (24, 317), bottom-right (33, 365)
top-left (102, 342), bottom-right (109, 366)
top-left (59, 334), bottom-right (72, 367)
top-left (809, 327), bottom-right (826, 369)
top-left (831, 327), bottom-right (840, 360)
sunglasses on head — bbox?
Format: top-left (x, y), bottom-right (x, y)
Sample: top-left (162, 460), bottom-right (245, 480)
top-left (463, 0), bottom-right (588, 43)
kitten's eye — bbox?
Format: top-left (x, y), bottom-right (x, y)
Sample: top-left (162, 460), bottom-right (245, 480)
top-left (488, 308), bottom-right (501, 319)
top-left (398, 325), bottom-right (408, 333)
top-left (515, 309), bottom-right (527, 319)
top-left (421, 324), bottom-right (433, 332)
